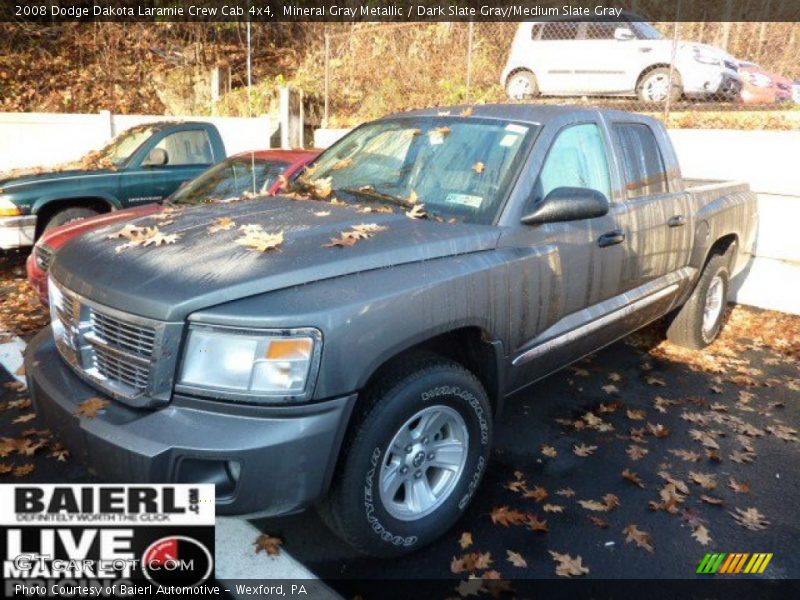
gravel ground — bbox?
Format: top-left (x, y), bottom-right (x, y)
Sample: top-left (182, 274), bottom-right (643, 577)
top-left (1, 250), bottom-right (798, 597)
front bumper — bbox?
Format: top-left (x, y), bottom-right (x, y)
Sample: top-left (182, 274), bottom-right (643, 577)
top-left (26, 328), bottom-right (356, 516)
top-left (0, 215), bottom-right (36, 249)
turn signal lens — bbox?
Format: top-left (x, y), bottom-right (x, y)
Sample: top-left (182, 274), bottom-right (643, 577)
top-left (266, 338), bottom-right (313, 360)
top-left (0, 207), bottom-right (21, 217)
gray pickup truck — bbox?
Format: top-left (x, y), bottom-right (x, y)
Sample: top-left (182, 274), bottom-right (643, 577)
top-left (27, 105), bottom-right (757, 556)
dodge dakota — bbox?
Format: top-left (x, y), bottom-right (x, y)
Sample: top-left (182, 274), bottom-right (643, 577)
top-left (26, 105), bottom-right (757, 556)
top-left (0, 121), bottom-right (226, 249)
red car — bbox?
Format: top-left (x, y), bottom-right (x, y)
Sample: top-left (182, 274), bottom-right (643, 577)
top-left (738, 61), bottom-right (792, 104)
top-left (27, 149), bottom-right (318, 305)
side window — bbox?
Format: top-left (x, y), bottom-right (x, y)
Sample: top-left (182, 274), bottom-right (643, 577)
top-left (539, 22), bottom-right (580, 41)
top-left (614, 124), bottom-right (669, 198)
top-left (535, 123), bottom-right (612, 203)
top-left (583, 21), bottom-right (620, 40)
top-left (154, 130), bottom-right (214, 166)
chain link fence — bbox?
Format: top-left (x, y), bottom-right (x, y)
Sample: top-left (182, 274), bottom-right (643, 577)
top-left (317, 20), bottom-right (800, 129)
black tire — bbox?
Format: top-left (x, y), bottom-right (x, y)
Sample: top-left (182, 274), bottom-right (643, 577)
top-left (636, 67), bottom-right (682, 103)
top-left (666, 253), bottom-right (730, 349)
top-left (318, 353), bottom-right (492, 557)
top-left (44, 207), bottom-right (99, 231)
top-left (505, 70), bottom-right (539, 100)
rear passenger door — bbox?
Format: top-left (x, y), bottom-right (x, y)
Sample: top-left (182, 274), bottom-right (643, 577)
top-left (612, 121), bottom-right (693, 291)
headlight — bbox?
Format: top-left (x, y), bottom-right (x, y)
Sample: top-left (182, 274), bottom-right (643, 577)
top-left (0, 196), bottom-right (22, 217)
top-left (177, 324), bottom-right (322, 403)
top-left (692, 47), bottom-right (721, 66)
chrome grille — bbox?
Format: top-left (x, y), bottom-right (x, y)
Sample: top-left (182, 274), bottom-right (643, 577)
top-left (49, 279), bottom-right (180, 407)
top-left (35, 245), bottom-right (54, 272)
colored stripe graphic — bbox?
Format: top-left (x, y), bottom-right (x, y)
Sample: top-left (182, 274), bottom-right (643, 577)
top-left (698, 553), bottom-right (773, 574)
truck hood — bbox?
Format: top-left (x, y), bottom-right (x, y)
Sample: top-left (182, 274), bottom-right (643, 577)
top-left (0, 168), bottom-right (115, 192)
top-left (51, 196), bottom-right (500, 321)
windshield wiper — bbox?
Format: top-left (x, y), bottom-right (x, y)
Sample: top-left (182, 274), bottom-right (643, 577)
top-left (338, 187), bottom-right (412, 210)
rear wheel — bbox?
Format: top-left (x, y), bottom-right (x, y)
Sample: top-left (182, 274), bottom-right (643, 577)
top-left (318, 354), bottom-right (492, 556)
top-left (637, 67), bottom-right (682, 103)
top-left (666, 253), bottom-right (730, 349)
top-left (44, 207), bottom-right (99, 231)
top-left (506, 70), bottom-right (539, 100)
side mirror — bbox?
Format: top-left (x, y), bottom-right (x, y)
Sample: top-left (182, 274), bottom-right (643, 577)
top-left (142, 148), bottom-right (169, 167)
top-left (614, 27), bottom-right (635, 41)
top-left (521, 187), bottom-right (610, 225)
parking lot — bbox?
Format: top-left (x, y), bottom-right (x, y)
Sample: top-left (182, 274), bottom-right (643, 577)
top-left (1, 248), bottom-right (798, 595)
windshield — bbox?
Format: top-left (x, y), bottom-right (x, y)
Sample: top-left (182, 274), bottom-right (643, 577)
top-left (169, 155), bottom-right (290, 206)
top-left (93, 126), bottom-right (156, 166)
top-left (298, 117), bottom-right (536, 224)
top-left (631, 21), bottom-right (664, 40)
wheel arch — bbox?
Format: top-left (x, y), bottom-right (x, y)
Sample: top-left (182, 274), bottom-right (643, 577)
top-left (33, 196), bottom-right (117, 237)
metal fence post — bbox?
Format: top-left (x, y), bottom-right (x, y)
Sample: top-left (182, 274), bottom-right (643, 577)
top-left (664, 13), bottom-right (681, 121)
top-left (465, 21), bottom-right (474, 103)
top-left (324, 32), bottom-right (330, 128)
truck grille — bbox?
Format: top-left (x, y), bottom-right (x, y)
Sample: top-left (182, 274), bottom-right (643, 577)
top-left (49, 279), bottom-right (179, 407)
top-left (35, 244), bottom-right (55, 272)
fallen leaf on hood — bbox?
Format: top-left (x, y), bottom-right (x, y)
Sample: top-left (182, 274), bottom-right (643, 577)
top-left (16, 438), bottom-right (46, 456)
top-left (5, 382), bottom-right (27, 393)
top-left (107, 223), bottom-right (147, 240)
top-left (506, 550), bottom-right (527, 568)
top-left (649, 483), bottom-right (686, 513)
top-left (458, 532), bottom-right (473, 549)
top-left (254, 534), bottom-right (283, 555)
top-left (689, 471), bottom-right (718, 490)
top-left (627, 409), bottom-right (646, 420)
top-left (646, 376), bottom-right (666, 386)
top-left (490, 506), bottom-right (526, 526)
top-left (313, 210), bottom-right (331, 217)
top-left (549, 551), bottom-right (589, 577)
top-left (692, 525), bottom-right (712, 546)
top-left (141, 231), bottom-right (180, 247)
top-left (700, 494), bottom-right (723, 505)
top-left (578, 499), bottom-right (609, 512)
top-left (13, 464), bottom-right (35, 477)
top-left (657, 471), bottom-right (689, 494)
top-left (602, 384), bottom-right (619, 395)
top-left (332, 158), bottom-right (353, 171)
top-left (556, 487), bottom-right (575, 498)
top-left (111, 225), bottom-right (179, 252)
top-left (310, 177), bottom-right (332, 198)
top-left (647, 423), bottom-right (671, 438)
top-left (730, 507), bottom-right (770, 530)
top-left (730, 450), bottom-right (757, 464)
top-left (325, 223), bottom-right (388, 248)
top-left (74, 397), bottom-right (109, 419)
top-left (49, 443), bottom-right (69, 462)
top-left (668, 448), bottom-right (703, 462)
top-left (622, 468), bottom-right (646, 488)
top-left (455, 577), bottom-right (484, 598)
top-left (208, 217), bottom-right (236, 233)
top-left (728, 478), bottom-right (751, 493)
top-left (460, 106), bottom-right (474, 117)
top-left (12, 413), bottom-right (36, 424)
top-left (432, 126), bottom-right (452, 136)
top-left (608, 372), bottom-right (622, 381)
top-left (472, 162), bottom-right (485, 174)
top-left (236, 230), bottom-right (284, 253)
top-left (589, 516), bottom-right (609, 528)
top-left (0, 463), bottom-right (12, 475)
top-left (627, 445), bottom-right (649, 461)
top-left (573, 444), bottom-right (597, 457)
top-left (406, 204), bottom-right (427, 219)
top-left (542, 504), bottom-right (565, 513)
top-left (689, 429), bottom-right (720, 450)
top-left (623, 524), bottom-right (654, 552)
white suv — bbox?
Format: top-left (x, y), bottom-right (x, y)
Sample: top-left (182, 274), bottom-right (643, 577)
top-left (501, 17), bottom-right (742, 103)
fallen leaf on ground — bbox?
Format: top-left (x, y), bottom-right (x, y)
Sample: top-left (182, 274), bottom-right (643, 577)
top-left (728, 478), bottom-right (751, 493)
top-left (506, 550), bottom-right (527, 568)
top-left (13, 464), bottom-right (35, 477)
top-left (254, 534), bottom-right (283, 555)
top-left (730, 507), bottom-right (769, 530)
top-left (692, 525), bottom-right (712, 546)
top-left (623, 524), bottom-right (654, 552)
top-left (458, 532), bottom-right (473, 549)
top-left (12, 413), bottom-right (36, 424)
top-left (549, 551), bottom-right (589, 577)
top-left (573, 444), bottom-right (597, 457)
top-left (451, 552), bottom-right (492, 574)
top-left (490, 506), bottom-right (526, 526)
top-left (622, 468), bottom-right (646, 488)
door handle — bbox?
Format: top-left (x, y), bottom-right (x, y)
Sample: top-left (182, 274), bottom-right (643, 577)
top-left (668, 215), bottom-right (687, 227)
top-left (597, 230), bottom-right (625, 247)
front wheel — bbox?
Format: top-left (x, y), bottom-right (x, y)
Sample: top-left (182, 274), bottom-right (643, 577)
top-left (44, 207), bottom-right (99, 231)
top-left (318, 355), bottom-right (492, 556)
top-left (506, 70), bottom-right (539, 100)
top-left (637, 67), bottom-right (682, 103)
